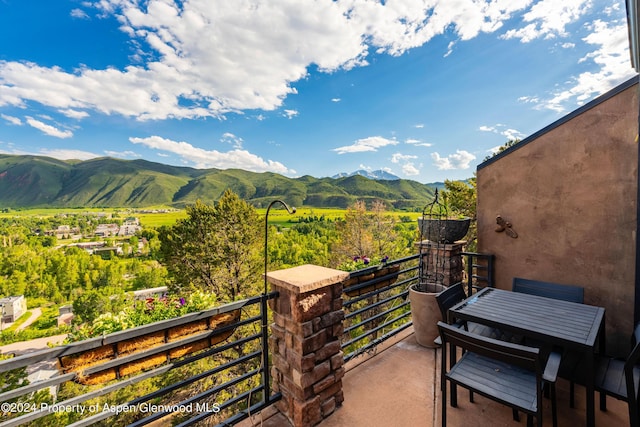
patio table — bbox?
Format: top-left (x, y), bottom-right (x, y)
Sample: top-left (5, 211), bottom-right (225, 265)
top-left (449, 287), bottom-right (605, 427)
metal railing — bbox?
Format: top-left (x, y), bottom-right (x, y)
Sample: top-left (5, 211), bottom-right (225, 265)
top-left (341, 254), bottom-right (420, 362)
top-left (0, 293), bottom-right (280, 427)
top-left (461, 251), bottom-right (494, 295)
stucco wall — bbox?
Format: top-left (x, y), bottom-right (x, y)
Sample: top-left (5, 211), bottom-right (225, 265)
top-left (476, 78), bottom-right (638, 355)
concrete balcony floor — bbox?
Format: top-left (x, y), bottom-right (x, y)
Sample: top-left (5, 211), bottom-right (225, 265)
top-left (242, 327), bottom-right (630, 427)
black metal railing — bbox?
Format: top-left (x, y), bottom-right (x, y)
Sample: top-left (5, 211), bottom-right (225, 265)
top-left (0, 293), bottom-right (280, 427)
top-left (461, 251), bottom-right (494, 295)
top-left (341, 254), bottom-right (419, 362)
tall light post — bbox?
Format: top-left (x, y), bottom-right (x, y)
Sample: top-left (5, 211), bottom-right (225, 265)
top-left (262, 199), bottom-right (295, 404)
top-left (264, 200), bottom-right (296, 294)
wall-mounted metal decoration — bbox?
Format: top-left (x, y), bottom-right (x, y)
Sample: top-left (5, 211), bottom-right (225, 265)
top-left (495, 215), bottom-right (518, 238)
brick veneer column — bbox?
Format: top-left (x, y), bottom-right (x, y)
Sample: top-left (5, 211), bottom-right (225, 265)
top-left (267, 264), bottom-right (349, 427)
top-left (416, 240), bottom-right (466, 286)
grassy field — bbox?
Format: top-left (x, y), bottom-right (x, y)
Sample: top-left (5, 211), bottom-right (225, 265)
top-left (1, 206), bottom-right (423, 228)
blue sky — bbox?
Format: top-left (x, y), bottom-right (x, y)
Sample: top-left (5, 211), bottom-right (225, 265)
top-left (0, 0), bottom-right (637, 183)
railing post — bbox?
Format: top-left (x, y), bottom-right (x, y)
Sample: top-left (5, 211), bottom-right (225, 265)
top-left (266, 264), bottom-right (349, 427)
top-left (260, 294), bottom-right (272, 404)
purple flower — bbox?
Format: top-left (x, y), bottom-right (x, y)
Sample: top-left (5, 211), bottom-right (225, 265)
top-left (353, 256), bottom-right (360, 261)
top-left (179, 297), bottom-right (186, 306)
top-left (382, 255), bottom-right (389, 263)
top-left (363, 256), bottom-right (370, 265)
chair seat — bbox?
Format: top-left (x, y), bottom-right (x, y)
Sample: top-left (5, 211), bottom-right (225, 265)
top-left (447, 351), bottom-right (539, 413)
top-left (596, 358), bottom-right (640, 400)
top-left (566, 354), bottom-right (640, 399)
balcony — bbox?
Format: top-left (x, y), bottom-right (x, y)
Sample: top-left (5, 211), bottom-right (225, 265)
top-left (0, 248), bottom-right (634, 427)
top-left (244, 328), bottom-right (629, 427)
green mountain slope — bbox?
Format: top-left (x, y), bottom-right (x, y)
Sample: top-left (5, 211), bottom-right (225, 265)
top-left (0, 155), bottom-right (437, 209)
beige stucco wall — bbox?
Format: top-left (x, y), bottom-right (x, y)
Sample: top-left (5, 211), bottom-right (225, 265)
top-left (476, 78), bottom-right (638, 354)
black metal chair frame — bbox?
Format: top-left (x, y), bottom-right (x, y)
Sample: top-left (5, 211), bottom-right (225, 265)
top-left (438, 321), bottom-right (559, 427)
top-left (570, 323), bottom-right (640, 426)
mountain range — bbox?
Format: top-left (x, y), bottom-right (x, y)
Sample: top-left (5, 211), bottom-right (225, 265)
top-left (0, 154), bottom-right (437, 209)
top-left (331, 169), bottom-right (400, 180)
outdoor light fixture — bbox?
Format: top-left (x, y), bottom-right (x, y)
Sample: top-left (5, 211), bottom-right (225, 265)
top-left (264, 200), bottom-right (296, 295)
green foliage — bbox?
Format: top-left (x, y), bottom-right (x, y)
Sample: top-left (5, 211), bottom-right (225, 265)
top-left (331, 200), bottom-right (410, 269)
top-left (441, 177), bottom-right (478, 250)
top-left (483, 138), bottom-right (522, 161)
top-left (159, 192), bottom-right (262, 300)
top-left (72, 290), bottom-right (111, 324)
top-left (67, 290), bottom-right (217, 341)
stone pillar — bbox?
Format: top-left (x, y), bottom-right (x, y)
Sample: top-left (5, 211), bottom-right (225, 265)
top-left (416, 241), bottom-right (466, 286)
top-left (267, 264), bottom-right (349, 427)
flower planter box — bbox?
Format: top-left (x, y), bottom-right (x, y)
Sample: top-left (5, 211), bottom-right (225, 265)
top-left (59, 309), bottom-right (241, 385)
top-left (344, 264), bottom-right (401, 297)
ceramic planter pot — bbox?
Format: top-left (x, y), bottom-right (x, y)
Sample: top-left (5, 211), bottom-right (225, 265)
top-left (409, 282), bottom-right (446, 348)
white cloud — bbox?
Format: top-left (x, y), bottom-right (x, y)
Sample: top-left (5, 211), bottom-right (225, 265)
top-left (414, 124), bottom-right (425, 128)
top-left (533, 19), bottom-right (636, 112)
top-left (1, 114), bottom-right (22, 126)
top-left (104, 150), bottom-right (141, 158)
top-left (0, 0), bottom-right (535, 122)
top-left (283, 109), bottom-right (299, 119)
top-left (60, 109), bottom-right (90, 119)
top-left (480, 124), bottom-right (525, 140)
top-left (405, 138), bottom-right (432, 147)
top-left (331, 98), bottom-right (341, 102)
top-left (518, 95), bottom-right (540, 104)
top-left (488, 145), bottom-right (504, 155)
top-left (402, 162), bottom-right (420, 176)
top-left (502, 128), bottom-right (525, 140)
top-left (40, 149), bottom-right (100, 160)
top-left (431, 150), bottom-right (476, 170)
top-left (221, 132), bottom-right (244, 149)
top-left (25, 117), bottom-right (73, 138)
top-left (70, 8), bottom-right (90, 20)
top-left (391, 152), bottom-right (420, 176)
top-left (333, 136), bottom-right (398, 154)
top-left (130, 135), bottom-right (294, 173)
top-left (501, 0), bottom-right (591, 43)
top-left (391, 153), bottom-right (418, 164)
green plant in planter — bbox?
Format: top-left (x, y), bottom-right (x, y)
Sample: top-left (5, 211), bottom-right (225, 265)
top-left (338, 255), bottom-right (391, 272)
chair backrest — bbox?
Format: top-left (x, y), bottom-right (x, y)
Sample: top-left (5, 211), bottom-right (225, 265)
top-left (437, 321), bottom-right (540, 372)
top-left (436, 283), bottom-right (466, 323)
top-left (512, 277), bottom-right (584, 303)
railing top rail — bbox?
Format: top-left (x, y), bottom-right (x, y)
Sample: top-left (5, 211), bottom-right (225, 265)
top-left (0, 292), bottom-right (277, 374)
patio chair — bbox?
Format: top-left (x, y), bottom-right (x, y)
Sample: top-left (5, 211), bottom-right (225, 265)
top-left (438, 321), bottom-right (559, 427)
top-left (512, 277), bottom-right (584, 303)
top-left (512, 277), bottom-right (586, 401)
top-left (436, 283), bottom-right (524, 410)
top-left (567, 323), bottom-right (640, 427)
